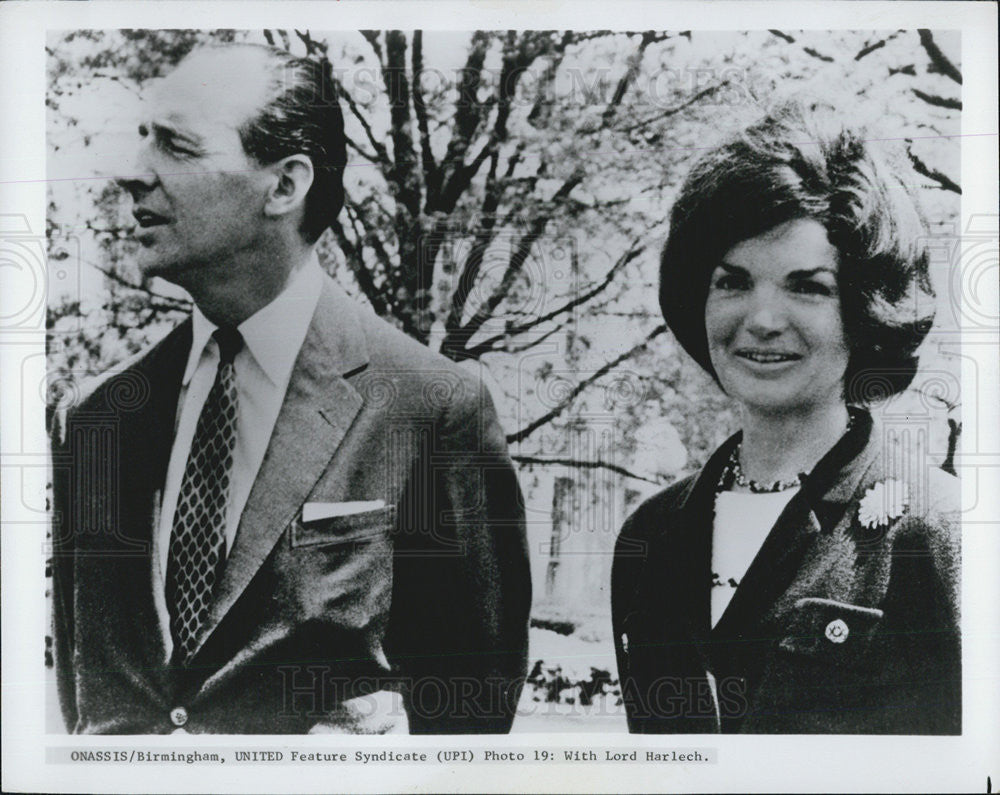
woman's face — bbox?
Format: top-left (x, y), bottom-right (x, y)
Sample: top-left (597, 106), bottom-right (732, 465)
top-left (704, 218), bottom-right (850, 416)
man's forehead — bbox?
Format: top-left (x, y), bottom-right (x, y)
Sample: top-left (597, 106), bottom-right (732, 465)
top-left (146, 48), bottom-right (274, 130)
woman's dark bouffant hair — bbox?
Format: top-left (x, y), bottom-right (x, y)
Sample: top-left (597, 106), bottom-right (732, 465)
top-left (659, 102), bottom-right (936, 402)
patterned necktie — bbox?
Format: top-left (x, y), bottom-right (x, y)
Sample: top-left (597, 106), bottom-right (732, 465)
top-left (166, 326), bottom-right (244, 665)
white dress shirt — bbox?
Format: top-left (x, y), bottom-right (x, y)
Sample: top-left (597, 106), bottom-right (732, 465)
top-left (155, 257), bottom-right (324, 587)
top-left (711, 488), bottom-right (799, 628)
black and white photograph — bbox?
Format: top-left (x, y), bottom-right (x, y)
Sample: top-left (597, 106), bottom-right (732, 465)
top-left (2, 2), bottom-right (997, 793)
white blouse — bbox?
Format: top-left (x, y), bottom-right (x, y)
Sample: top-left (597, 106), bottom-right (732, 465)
top-left (711, 488), bottom-right (800, 628)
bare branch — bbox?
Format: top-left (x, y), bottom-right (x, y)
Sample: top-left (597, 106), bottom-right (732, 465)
top-left (803, 47), bottom-right (834, 63)
top-left (451, 168), bottom-right (585, 355)
top-left (343, 133), bottom-right (380, 164)
top-left (602, 31), bottom-right (660, 127)
top-left (359, 30), bottom-right (385, 67)
top-left (496, 323), bottom-right (567, 355)
top-left (435, 31), bottom-right (493, 209)
top-left (855, 39), bottom-right (886, 60)
top-left (621, 81), bottom-right (731, 133)
top-left (510, 454), bottom-right (660, 485)
top-left (334, 78), bottom-right (392, 170)
top-left (329, 213), bottom-right (390, 317)
top-left (462, 243), bottom-right (644, 359)
top-left (907, 146), bottom-right (961, 194)
top-left (917, 29), bottom-right (962, 84)
top-left (91, 264), bottom-right (191, 309)
top-left (410, 31), bottom-right (438, 199)
top-left (506, 323), bottom-right (667, 445)
top-left (911, 87), bottom-right (961, 111)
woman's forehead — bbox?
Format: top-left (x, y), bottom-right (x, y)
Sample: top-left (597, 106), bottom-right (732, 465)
top-left (721, 218), bottom-right (839, 273)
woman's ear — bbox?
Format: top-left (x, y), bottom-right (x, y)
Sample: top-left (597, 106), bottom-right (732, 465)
top-left (263, 154), bottom-right (314, 221)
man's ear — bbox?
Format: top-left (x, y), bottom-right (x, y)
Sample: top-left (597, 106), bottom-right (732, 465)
top-left (263, 154), bottom-right (314, 221)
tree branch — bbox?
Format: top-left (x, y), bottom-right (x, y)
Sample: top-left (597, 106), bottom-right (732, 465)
top-left (621, 81), bottom-right (731, 133)
top-left (510, 454), bottom-right (660, 485)
top-left (917, 29), bottom-right (962, 84)
top-left (855, 39), bottom-right (886, 60)
top-left (452, 168), bottom-right (585, 354)
top-left (601, 31), bottom-right (663, 127)
top-left (359, 30), bottom-right (385, 68)
top-left (329, 213), bottom-right (390, 316)
top-left (506, 323), bottom-right (667, 445)
top-left (911, 87), bottom-right (961, 111)
top-left (907, 146), bottom-right (961, 194)
top-left (410, 30), bottom-right (439, 201)
top-left (91, 264), bottom-right (190, 309)
top-left (803, 47), bottom-right (834, 63)
top-left (462, 243), bottom-right (644, 360)
top-left (333, 77), bottom-right (392, 170)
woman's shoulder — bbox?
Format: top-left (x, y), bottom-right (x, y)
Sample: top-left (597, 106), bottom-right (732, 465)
top-left (616, 472), bottom-right (699, 542)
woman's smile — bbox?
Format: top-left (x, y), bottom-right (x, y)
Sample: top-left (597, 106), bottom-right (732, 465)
top-left (705, 219), bottom-right (850, 413)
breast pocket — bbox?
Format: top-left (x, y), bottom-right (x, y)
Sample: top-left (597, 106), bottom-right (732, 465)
top-left (290, 506), bottom-right (395, 548)
top-left (778, 597), bottom-right (884, 664)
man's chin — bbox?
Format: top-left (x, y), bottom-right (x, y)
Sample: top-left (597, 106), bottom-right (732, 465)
top-left (136, 251), bottom-right (179, 282)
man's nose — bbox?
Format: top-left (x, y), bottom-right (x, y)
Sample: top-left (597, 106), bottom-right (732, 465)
top-left (114, 144), bottom-right (158, 199)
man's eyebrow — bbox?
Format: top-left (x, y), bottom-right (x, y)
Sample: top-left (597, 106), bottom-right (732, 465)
top-left (147, 120), bottom-right (203, 147)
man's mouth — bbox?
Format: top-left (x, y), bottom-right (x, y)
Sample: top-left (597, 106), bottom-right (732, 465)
top-left (133, 208), bottom-right (170, 228)
top-left (735, 349), bottom-right (801, 364)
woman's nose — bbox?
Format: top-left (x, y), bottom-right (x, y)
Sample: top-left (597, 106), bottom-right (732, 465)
top-left (745, 289), bottom-right (787, 337)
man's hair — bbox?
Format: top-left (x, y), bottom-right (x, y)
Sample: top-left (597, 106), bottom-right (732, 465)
top-left (659, 101), bottom-right (937, 402)
top-left (194, 43), bottom-right (347, 244)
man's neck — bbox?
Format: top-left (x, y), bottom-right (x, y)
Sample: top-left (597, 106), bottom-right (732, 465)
top-left (190, 243), bottom-right (315, 328)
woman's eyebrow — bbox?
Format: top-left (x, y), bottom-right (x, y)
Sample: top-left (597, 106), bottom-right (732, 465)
top-left (715, 261), bottom-right (748, 274)
top-left (787, 267), bottom-right (837, 278)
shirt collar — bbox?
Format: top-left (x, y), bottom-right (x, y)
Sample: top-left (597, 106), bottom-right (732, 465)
top-left (183, 255), bottom-right (325, 388)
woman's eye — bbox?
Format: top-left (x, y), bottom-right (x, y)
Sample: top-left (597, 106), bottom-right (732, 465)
top-left (791, 280), bottom-right (835, 296)
top-left (712, 273), bottom-right (748, 290)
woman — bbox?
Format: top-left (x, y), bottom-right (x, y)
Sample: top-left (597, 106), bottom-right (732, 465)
top-left (612, 104), bottom-right (960, 735)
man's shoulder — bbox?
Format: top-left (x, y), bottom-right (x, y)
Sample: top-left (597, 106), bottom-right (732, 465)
top-left (345, 299), bottom-right (485, 414)
top-left (62, 320), bottom-right (191, 420)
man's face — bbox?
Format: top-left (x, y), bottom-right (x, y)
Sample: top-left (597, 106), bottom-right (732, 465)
top-left (118, 51), bottom-right (275, 286)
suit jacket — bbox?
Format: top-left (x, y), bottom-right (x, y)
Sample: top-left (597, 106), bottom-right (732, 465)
top-left (51, 275), bottom-right (531, 734)
top-left (612, 409), bottom-right (960, 734)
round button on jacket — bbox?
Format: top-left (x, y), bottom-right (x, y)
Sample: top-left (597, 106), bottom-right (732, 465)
top-left (170, 706), bottom-right (189, 727)
top-left (824, 618), bottom-right (849, 644)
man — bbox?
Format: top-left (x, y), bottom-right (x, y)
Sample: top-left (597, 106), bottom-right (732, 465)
top-left (51, 43), bottom-right (531, 734)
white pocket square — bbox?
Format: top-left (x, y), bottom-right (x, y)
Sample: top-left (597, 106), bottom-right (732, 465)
top-left (302, 500), bottom-right (386, 523)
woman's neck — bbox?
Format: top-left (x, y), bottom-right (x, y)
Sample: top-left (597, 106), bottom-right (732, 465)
top-left (738, 402), bottom-right (851, 484)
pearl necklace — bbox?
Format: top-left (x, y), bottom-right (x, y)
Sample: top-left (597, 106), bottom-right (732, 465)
top-left (720, 413), bottom-right (855, 494)
top-left (724, 447), bottom-right (803, 493)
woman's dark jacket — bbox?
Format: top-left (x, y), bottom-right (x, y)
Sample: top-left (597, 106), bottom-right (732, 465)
top-left (611, 410), bottom-right (960, 734)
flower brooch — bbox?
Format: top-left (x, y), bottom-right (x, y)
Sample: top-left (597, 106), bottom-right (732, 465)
top-left (857, 479), bottom-right (909, 530)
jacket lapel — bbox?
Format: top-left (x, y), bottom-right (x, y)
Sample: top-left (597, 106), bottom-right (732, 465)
top-left (651, 439), bottom-right (738, 674)
top-left (199, 278), bottom-right (370, 650)
top-left (96, 320), bottom-right (191, 688)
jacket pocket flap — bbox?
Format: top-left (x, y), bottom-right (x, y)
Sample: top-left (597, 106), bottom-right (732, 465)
top-left (290, 506), bottom-right (395, 548)
top-left (779, 597), bottom-right (883, 658)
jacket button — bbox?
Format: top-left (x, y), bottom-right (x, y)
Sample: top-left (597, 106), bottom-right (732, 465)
top-left (170, 706), bottom-right (188, 727)
top-left (824, 618), bottom-right (849, 644)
